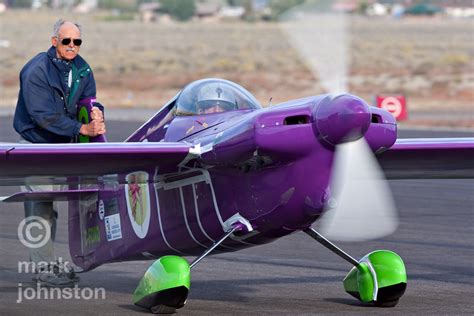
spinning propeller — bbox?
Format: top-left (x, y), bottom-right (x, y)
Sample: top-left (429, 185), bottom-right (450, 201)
top-left (319, 137), bottom-right (399, 241)
top-left (280, 3), bottom-right (398, 242)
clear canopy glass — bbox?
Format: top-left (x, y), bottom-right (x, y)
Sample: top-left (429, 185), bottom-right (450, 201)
top-left (175, 78), bottom-right (262, 116)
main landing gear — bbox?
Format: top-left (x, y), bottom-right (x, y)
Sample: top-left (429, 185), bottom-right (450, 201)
top-left (133, 224), bottom-right (406, 313)
top-left (133, 224), bottom-right (244, 314)
top-left (304, 227), bottom-right (407, 307)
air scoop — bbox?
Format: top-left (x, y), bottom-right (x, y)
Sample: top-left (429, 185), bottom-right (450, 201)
top-left (314, 94), bottom-right (371, 146)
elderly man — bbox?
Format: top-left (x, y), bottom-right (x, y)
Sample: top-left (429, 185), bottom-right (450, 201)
top-left (14, 19), bottom-right (105, 142)
top-left (13, 19), bottom-right (106, 286)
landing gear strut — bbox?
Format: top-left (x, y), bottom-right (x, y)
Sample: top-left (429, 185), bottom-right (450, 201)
top-left (190, 225), bottom-right (240, 269)
top-left (304, 227), bottom-right (407, 307)
top-left (133, 224), bottom-right (244, 314)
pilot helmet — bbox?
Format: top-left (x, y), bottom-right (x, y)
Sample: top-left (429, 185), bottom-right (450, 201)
top-left (196, 83), bottom-right (237, 114)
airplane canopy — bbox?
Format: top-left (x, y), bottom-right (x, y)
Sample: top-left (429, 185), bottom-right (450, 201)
top-left (175, 78), bottom-right (262, 116)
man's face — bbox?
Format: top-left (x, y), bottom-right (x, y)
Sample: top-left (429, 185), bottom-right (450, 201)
top-left (51, 22), bottom-right (81, 61)
top-left (202, 105), bottom-right (224, 114)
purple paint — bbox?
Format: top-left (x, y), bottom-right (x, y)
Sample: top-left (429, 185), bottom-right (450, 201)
top-left (314, 94), bottom-right (371, 146)
top-left (1, 78), bottom-right (473, 271)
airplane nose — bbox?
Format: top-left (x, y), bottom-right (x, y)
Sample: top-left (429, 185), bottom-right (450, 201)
top-left (314, 94), bottom-right (371, 146)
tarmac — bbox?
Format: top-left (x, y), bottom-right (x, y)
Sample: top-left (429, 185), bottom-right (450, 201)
top-left (0, 113), bottom-right (473, 315)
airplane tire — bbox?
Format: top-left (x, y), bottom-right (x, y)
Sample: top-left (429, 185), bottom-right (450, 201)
top-left (150, 304), bottom-right (177, 314)
top-left (374, 299), bottom-right (399, 308)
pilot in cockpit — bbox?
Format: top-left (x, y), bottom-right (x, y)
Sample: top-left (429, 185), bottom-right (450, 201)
top-left (196, 83), bottom-right (237, 114)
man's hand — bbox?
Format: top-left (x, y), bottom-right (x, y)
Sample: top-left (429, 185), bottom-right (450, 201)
top-left (80, 119), bottom-right (106, 136)
top-left (79, 107), bottom-right (105, 136)
top-left (90, 106), bottom-right (104, 122)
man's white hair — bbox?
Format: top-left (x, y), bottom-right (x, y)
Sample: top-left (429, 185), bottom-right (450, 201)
top-left (52, 19), bottom-right (82, 37)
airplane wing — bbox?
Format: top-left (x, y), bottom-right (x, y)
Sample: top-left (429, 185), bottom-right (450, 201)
top-left (0, 142), bottom-right (193, 186)
top-left (377, 138), bottom-right (474, 179)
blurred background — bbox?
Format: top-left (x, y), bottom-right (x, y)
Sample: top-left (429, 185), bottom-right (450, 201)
top-left (0, 0), bottom-right (473, 128)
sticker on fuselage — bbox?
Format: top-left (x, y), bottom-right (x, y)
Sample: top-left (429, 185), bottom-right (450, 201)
top-left (98, 200), bottom-right (105, 220)
top-left (105, 214), bottom-right (122, 241)
top-left (86, 225), bottom-right (101, 246)
top-left (104, 198), bottom-right (119, 216)
top-left (125, 171), bottom-right (151, 239)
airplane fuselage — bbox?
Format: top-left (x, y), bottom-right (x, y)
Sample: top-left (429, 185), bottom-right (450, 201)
top-left (69, 94), bottom-right (397, 271)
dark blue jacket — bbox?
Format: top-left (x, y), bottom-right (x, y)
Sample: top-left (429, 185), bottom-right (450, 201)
top-left (14, 46), bottom-right (97, 143)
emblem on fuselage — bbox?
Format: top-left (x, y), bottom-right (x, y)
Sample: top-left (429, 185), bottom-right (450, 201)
top-left (125, 171), bottom-right (151, 239)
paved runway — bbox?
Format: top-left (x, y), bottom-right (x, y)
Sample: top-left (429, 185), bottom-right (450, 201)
top-left (0, 115), bottom-right (473, 315)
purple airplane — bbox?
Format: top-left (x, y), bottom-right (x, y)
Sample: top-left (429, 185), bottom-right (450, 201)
top-left (1, 78), bottom-right (473, 313)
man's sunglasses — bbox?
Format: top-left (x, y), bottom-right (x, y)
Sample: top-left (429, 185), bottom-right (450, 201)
top-left (59, 38), bottom-right (82, 46)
